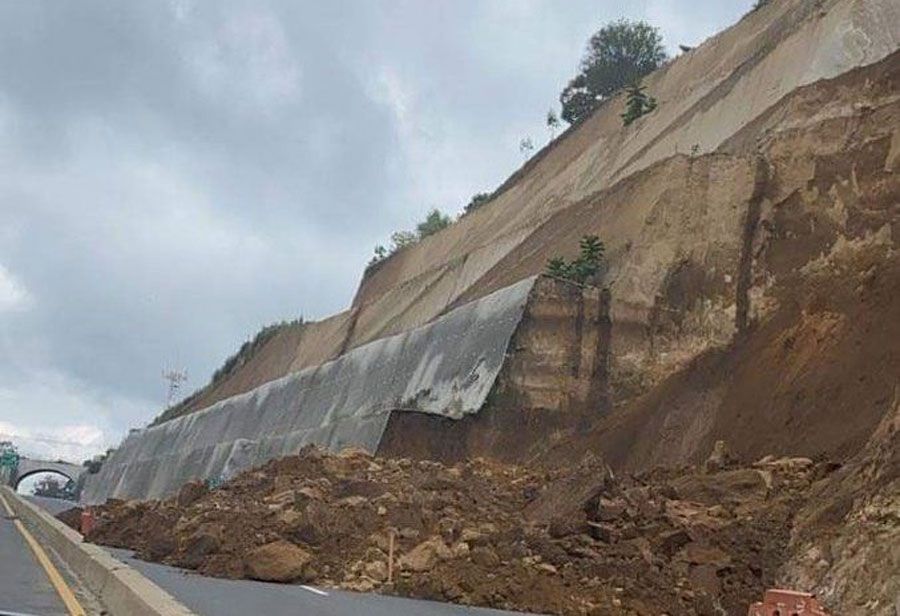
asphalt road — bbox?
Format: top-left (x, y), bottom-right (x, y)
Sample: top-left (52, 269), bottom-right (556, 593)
top-left (108, 547), bottom-right (537, 616)
top-left (0, 496), bottom-right (68, 616)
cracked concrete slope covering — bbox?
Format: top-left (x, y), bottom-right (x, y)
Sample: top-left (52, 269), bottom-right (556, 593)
top-left (82, 278), bottom-right (537, 503)
top-left (159, 0), bottom-right (900, 421)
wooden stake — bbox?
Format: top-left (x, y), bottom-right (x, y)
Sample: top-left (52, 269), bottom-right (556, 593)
top-left (387, 529), bottom-right (395, 584)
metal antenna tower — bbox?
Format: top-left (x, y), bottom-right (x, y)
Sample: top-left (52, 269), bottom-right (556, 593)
top-left (162, 367), bottom-right (188, 407)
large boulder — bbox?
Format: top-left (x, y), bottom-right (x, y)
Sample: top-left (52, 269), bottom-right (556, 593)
top-left (176, 480), bottom-right (208, 508)
top-left (181, 524), bottom-right (222, 568)
top-left (243, 540), bottom-right (313, 582)
top-left (399, 536), bottom-right (452, 573)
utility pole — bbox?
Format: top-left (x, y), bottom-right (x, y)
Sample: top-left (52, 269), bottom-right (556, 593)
top-left (162, 367), bottom-right (188, 407)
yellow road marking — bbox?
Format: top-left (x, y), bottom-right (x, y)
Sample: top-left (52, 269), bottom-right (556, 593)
top-left (0, 492), bottom-right (87, 616)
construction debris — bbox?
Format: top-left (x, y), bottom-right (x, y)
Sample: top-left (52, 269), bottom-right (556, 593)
top-left (747, 589), bottom-right (829, 616)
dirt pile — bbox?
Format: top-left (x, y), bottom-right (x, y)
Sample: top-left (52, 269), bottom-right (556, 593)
top-left (85, 446), bottom-right (832, 615)
top-left (56, 505), bottom-right (83, 531)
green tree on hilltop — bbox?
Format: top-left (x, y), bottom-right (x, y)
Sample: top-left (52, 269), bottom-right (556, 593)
top-left (368, 208), bottom-right (453, 267)
top-left (560, 19), bottom-right (666, 125)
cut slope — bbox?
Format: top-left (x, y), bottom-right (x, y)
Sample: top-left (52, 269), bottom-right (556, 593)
top-left (164, 0), bottom-right (900, 421)
top-left (376, 51), bottom-right (900, 472)
top-left (85, 279), bottom-right (537, 503)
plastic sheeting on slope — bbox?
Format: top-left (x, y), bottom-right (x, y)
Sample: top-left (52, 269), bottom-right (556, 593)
top-left (81, 277), bottom-right (537, 504)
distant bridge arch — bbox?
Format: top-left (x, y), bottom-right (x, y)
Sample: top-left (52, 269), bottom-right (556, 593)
top-left (3, 457), bottom-right (85, 492)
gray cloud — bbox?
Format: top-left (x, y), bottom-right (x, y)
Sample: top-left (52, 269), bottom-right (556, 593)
top-left (0, 0), bottom-right (748, 460)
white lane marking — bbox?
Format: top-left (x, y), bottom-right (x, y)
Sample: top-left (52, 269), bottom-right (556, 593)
top-left (300, 585), bottom-right (329, 596)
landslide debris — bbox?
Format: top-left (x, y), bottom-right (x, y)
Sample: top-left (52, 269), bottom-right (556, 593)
top-left (781, 388), bottom-right (900, 614)
top-left (56, 505), bottom-right (83, 531)
top-left (85, 446), bottom-right (830, 615)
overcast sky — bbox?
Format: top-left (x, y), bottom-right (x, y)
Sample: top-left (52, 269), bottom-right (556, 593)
top-left (0, 0), bottom-right (749, 462)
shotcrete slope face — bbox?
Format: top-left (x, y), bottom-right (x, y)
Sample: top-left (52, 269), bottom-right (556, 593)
top-left (82, 278), bottom-right (536, 504)
top-left (170, 0), bottom-right (900, 418)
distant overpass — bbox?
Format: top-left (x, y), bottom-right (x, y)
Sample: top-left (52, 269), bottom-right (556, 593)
top-left (0, 456), bottom-right (85, 492)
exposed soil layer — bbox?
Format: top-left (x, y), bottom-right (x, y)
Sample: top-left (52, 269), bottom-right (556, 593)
top-left (86, 446), bottom-right (839, 616)
top-left (539, 249), bottom-right (900, 474)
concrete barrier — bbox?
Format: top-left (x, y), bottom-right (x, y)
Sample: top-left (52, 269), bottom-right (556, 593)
top-left (1, 486), bottom-right (196, 616)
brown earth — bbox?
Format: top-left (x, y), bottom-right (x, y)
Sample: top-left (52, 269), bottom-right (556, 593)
top-left (781, 387), bottom-right (900, 613)
top-left (84, 446), bottom-right (853, 616)
top-left (538, 245), bottom-right (900, 473)
top-left (56, 505), bottom-right (83, 532)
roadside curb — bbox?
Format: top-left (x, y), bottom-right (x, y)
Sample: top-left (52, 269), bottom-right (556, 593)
top-left (1, 487), bottom-right (197, 616)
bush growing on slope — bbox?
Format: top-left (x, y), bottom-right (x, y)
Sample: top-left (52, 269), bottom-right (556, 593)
top-left (621, 82), bottom-right (658, 126)
top-left (152, 318), bottom-right (305, 424)
top-left (416, 208), bottom-right (451, 238)
top-left (545, 235), bottom-right (606, 285)
top-left (369, 208), bottom-right (453, 266)
top-left (463, 192), bottom-right (492, 215)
